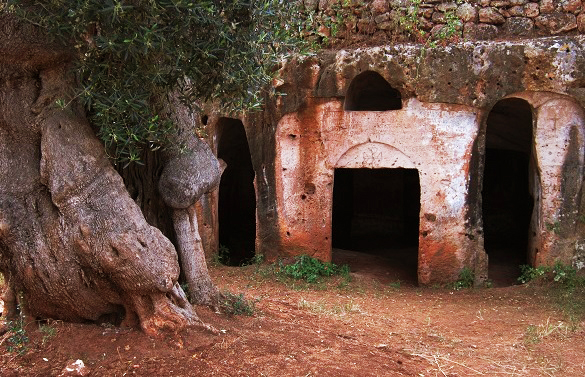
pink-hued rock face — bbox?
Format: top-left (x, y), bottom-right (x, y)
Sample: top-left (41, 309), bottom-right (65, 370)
top-left (275, 99), bottom-right (481, 284)
top-left (269, 92), bottom-right (585, 285)
top-left (204, 36), bottom-right (585, 285)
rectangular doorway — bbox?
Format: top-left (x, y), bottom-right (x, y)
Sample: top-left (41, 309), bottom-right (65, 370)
top-left (331, 168), bottom-right (420, 284)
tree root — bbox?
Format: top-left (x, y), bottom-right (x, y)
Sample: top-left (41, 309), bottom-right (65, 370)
top-left (128, 283), bottom-right (218, 337)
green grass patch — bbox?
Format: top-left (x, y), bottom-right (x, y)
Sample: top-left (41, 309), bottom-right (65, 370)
top-left (220, 291), bottom-right (256, 316)
top-left (279, 255), bottom-right (350, 284)
top-left (452, 267), bottom-right (474, 290)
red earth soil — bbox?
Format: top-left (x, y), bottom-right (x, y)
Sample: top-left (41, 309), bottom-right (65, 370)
top-left (1, 250), bottom-right (584, 376)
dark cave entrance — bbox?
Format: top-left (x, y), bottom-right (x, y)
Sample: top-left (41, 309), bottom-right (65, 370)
top-left (331, 168), bottom-right (420, 285)
top-left (344, 71), bottom-right (402, 111)
top-left (217, 118), bottom-right (256, 266)
top-left (482, 98), bottom-right (535, 286)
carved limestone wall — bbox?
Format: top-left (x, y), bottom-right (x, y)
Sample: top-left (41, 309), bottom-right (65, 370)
top-left (274, 98), bottom-right (482, 283)
top-left (199, 30), bottom-right (585, 284)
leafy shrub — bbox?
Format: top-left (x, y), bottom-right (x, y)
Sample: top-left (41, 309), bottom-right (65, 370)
top-left (518, 264), bottom-right (548, 284)
top-left (220, 291), bottom-right (255, 316)
top-left (551, 262), bottom-right (578, 287)
top-left (6, 317), bottom-right (29, 355)
top-left (280, 255), bottom-right (350, 283)
top-left (518, 262), bottom-right (581, 288)
top-left (453, 267), bottom-right (474, 290)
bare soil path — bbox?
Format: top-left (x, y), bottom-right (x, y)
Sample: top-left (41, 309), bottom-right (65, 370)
top-left (1, 257), bottom-right (584, 376)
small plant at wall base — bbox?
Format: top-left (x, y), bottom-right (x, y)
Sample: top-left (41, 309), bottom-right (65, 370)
top-left (39, 322), bottom-right (57, 346)
top-left (453, 267), bottom-right (474, 290)
top-left (280, 255), bottom-right (350, 283)
top-left (517, 262), bottom-right (582, 288)
top-left (518, 262), bottom-right (585, 328)
top-left (551, 262), bottom-right (578, 287)
top-left (388, 281), bottom-right (401, 289)
top-left (518, 264), bottom-right (548, 284)
top-left (213, 244), bottom-right (231, 266)
top-left (5, 317), bottom-right (29, 355)
top-left (241, 252), bottom-right (265, 268)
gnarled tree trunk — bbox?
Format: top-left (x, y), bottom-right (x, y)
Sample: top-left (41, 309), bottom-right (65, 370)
top-left (0, 13), bottom-right (217, 335)
top-left (158, 92), bottom-right (222, 308)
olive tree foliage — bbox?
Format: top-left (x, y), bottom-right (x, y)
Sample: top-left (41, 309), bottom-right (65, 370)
top-left (9, 0), bottom-right (308, 165)
top-left (0, 0), bottom-right (310, 335)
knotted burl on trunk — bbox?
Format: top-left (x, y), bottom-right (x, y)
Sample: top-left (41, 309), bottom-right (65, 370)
top-left (158, 94), bottom-right (222, 309)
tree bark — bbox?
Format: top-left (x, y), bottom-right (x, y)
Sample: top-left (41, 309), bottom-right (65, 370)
top-left (172, 207), bottom-right (220, 308)
top-left (0, 13), bottom-right (213, 335)
top-left (157, 91), bottom-right (222, 306)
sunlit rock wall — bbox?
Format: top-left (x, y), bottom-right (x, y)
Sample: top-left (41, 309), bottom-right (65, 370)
top-left (233, 34), bottom-right (585, 285)
top-left (274, 99), bottom-right (480, 283)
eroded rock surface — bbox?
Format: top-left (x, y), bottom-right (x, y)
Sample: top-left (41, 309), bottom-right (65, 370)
top-left (224, 35), bottom-right (585, 285)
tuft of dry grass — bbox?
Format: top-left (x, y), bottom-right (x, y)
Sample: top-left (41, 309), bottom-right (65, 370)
top-left (524, 318), bottom-right (572, 345)
top-left (297, 298), bottom-right (362, 316)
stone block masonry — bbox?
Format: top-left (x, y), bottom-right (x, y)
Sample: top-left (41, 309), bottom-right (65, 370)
top-left (302, 0), bottom-right (585, 46)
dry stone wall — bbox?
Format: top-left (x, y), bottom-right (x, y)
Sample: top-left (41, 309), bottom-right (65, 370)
top-left (302, 0), bottom-right (585, 46)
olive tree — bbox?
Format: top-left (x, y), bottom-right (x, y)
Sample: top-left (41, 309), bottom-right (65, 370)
top-left (0, 0), bottom-right (308, 335)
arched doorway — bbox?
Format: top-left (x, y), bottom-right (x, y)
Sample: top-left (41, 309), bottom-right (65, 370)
top-left (217, 118), bottom-right (256, 266)
top-left (332, 168), bottom-right (420, 284)
top-left (482, 98), bottom-right (535, 285)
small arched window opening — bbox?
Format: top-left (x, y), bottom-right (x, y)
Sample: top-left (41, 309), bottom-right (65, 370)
top-left (344, 71), bottom-right (402, 111)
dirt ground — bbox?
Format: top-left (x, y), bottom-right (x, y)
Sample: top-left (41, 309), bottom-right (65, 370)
top-left (1, 251), bottom-right (585, 377)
